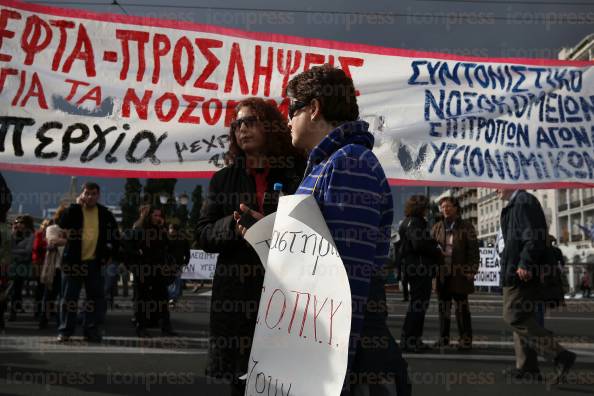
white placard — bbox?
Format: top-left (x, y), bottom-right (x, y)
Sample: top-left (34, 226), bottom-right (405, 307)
top-left (245, 195), bottom-right (351, 396)
top-left (474, 247), bottom-right (500, 286)
top-left (181, 249), bottom-right (218, 280)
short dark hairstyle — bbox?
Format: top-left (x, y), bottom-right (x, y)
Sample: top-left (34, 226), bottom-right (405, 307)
top-left (226, 97), bottom-right (305, 167)
top-left (404, 195), bottom-right (429, 217)
top-left (287, 64), bottom-right (359, 125)
top-left (81, 182), bottom-right (100, 193)
top-left (438, 196), bottom-right (460, 210)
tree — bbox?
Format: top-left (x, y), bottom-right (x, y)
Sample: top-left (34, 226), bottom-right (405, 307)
top-left (143, 178), bottom-right (177, 207)
top-left (188, 184), bottom-right (203, 231)
top-left (120, 178), bottom-right (142, 228)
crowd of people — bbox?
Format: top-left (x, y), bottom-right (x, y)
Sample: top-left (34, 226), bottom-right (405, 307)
top-left (0, 179), bottom-right (191, 340)
top-left (0, 64), bottom-right (586, 394)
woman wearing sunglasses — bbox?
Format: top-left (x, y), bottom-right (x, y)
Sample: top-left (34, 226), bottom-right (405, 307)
top-left (196, 97), bottom-right (306, 396)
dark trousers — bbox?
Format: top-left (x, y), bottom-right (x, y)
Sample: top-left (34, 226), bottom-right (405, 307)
top-left (134, 275), bottom-right (171, 330)
top-left (9, 276), bottom-right (25, 314)
top-left (59, 262), bottom-right (104, 336)
top-left (41, 269), bottom-right (62, 324)
top-left (503, 285), bottom-right (564, 370)
top-left (401, 277), bottom-right (409, 301)
top-left (437, 290), bottom-right (472, 345)
top-left (401, 275), bottom-right (432, 348)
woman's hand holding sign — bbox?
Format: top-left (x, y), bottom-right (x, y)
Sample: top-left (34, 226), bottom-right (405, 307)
top-left (234, 203), bottom-right (264, 237)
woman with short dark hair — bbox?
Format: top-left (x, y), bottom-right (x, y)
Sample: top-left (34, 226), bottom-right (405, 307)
top-left (399, 195), bottom-right (442, 352)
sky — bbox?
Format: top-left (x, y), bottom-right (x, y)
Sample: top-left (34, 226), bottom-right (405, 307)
top-left (2, 0), bottom-right (593, 219)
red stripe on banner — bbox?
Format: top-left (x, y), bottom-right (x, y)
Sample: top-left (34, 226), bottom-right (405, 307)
top-left (0, 162), bottom-right (216, 179)
top-left (387, 178), bottom-right (594, 189)
top-left (2, 162), bottom-right (593, 188)
top-left (2, 0), bottom-right (593, 67)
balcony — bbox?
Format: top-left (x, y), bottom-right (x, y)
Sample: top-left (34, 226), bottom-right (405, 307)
top-left (584, 196), bottom-right (594, 206)
top-left (570, 200), bottom-right (581, 209)
top-left (558, 204), bottom-right (568, 212)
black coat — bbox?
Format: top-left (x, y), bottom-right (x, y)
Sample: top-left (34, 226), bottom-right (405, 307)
top-left (399, 215), bottom-right (442, 279)
top-left (500, 190), bottom-right (547, 287)
top-left (0, 173), bottom-right (11, 223)
top-left (58, 203), bottom-right (119, 273)
top-left (195, 160), bottom-right (304, 378)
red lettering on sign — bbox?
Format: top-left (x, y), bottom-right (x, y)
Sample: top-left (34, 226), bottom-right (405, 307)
top-left (277, 49), bottom-right (301, 96)
top-left (11, 70), bottom-right (25, 106)
top-left (0, 67), bottom-right (17, 94)
top-left (155, 92), bottom-right (179, 122)
top-left (62, 24), bottom-right (96, 77)
top-left (49, 20), bottom-right (75, 71)
top-left (179, 94), bottom-right (204, 124)
top-left (339, 56), bottom-right (364, 96)
top-left (0, 9), bottom-right (21, 62)
top-left (64, 78), bottom-right (89, 101)
top-left (223, 100), bottom-right (239, 127)
top-left (20, 71), bottom-right (47, 109)
top-left (20, 15), bottom-right (52, 66)
top-left (202, 98), bottom-right (223, 125)
top-left (304, 53), bottom-right (325, 71)
top-left (152, 33), bottom-right (170, 84)
top-left (76, 86), bottom-right (101, 107)
top-left (172, 37), bottom-right (194, 86)
top-left (224, 43), bottom-right (248, 94)
top-left (193, 38), bottom-right (222, 91)
top-left (116, 29), bottom-right (149, 81)
top-left (252, 45), bottom-right (273, 97)
top-left (122, 88), bottom-right (152, 120)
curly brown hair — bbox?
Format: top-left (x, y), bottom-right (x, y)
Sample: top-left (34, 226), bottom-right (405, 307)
top-left (286, 64), bottom-right (359, 125)
top-left (226, 97), bottom-right (305, 168)
top-left (404, 195), bottom-right (429, 218)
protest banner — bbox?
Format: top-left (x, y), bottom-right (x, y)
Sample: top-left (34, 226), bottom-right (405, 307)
top-left (474, 247), bottom-right (500, 287)
top-left (0, 0), bottom-right (593, 188)
top-left (244, 194), bottom-right (351, 396)
top-left (180, 249), bottom-right (217, 280)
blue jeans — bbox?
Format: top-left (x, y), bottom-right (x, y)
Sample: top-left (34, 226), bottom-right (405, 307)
top-left (168, 275), bottom-right (183, 301)
top-left (59, 261), bottom-right (105, 336)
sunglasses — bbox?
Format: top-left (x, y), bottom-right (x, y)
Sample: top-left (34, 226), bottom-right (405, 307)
top-left (288, 100), bottom-right (308, 119)
top-left (231, 116), bottom-right (258, 130)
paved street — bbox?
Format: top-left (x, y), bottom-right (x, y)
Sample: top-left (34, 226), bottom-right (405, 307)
top-left (1, 289), bottom-right (593, 395)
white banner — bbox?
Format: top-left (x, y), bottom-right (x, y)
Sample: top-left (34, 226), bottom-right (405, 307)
top-left (244, 195), bottom-right (351, 396)
top-left (180, 249), bottom-right (217, 280)
top-left (0, 1), bottom-right (593, 187)
top-left (474, 247), bottom-right (500, 287)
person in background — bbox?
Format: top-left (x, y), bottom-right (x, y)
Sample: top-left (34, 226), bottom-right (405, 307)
top-left (9, 215), bottom-right (35, 321)
top-left (39, 206), bottom-right (67, 329)
top-left (57, 182), bottom-right (119, 343)
top-left (399, 195), bottom-right (442, 353)
top-left (167, 223), bottom-right (191, 308)
top-left (581, 271), bottom-right (591, 298)
top-left (132, 205), bottom-right (177, 338)
top-left (284, 65), bottom-right (410, 395)
top-left (32, 219), bottom-right (54, 322)
top-left (431, 196), bottom-right (479, 350)
top-left (0, 173), bottom-right (12, 330)
top-left (498, 188), bottom-right (576, 383)
top-left (196, 97), bottom-right (305, 396)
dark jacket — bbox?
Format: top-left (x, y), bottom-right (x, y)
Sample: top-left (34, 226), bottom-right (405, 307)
top-left (399, 215), bottom-right (442, 278)
top-left (58, 203), bottom-right (119, 273)
top-left (0, 173), bottom-right (11, 224)
top-left (196, 158), bottom-right (304, 378)
top-left (9, 232), bottom-right (34, 279)
top-left (500, 190), bottom-right (547, 287)
top-left (432, 218), bottom-right (480, 295)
